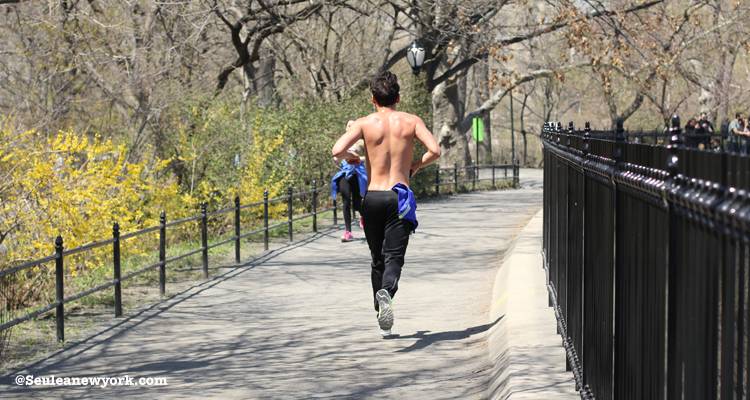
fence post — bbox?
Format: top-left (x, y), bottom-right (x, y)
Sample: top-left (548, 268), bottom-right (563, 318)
top-left (665, 115), bottom-right (681, 399)
top-left (312, 180), bottom-right (318, 233)
top-left (472, 165), bottom-right (477, 191)
top-left (492, 164), bottom-right (496, 188)
top-left (55, 235), bottom-right (64, 342)
top-left (113, 223), bottom-right (122, 317)
top-left (263, 190), bottom-right (269, 251)
top-left (287, 187), bottom-right (294, 242)
top-left (614, 117), bottom-right (626, 161)
top-left (234, 196), bottom-right (241, 263)
top-left (435, 167), bottom-right (440, 195)
top-left (454, 163), bottom-right (459, 193)
top-left (200, 202), bottom-right (208, 279)
top-left (159, 211), bottom-right (166, 296)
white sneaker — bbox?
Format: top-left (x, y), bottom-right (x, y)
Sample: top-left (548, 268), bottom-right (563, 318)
top-left (376, 289), bottom-right (394, 330)
top-left (380, 328), bottom-right (392, 337)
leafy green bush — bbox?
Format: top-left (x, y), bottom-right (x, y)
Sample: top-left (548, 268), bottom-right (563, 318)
top-left (174, 80), bottom-right (432, 198)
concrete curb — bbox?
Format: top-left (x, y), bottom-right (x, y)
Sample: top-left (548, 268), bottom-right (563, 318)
top-left (486, 210), bottom-right (578, 399)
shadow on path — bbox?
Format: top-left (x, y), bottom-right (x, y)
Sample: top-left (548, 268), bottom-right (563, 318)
top-left (388, 315), bottom-right (504, 353)
top-left (0, 229), bottom-right (334, 383)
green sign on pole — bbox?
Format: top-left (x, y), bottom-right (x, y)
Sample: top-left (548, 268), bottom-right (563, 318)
top-left (472, 117), bottom-right (484, 143)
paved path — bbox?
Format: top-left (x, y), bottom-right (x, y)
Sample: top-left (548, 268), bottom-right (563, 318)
top-left (1, 171), bottom-right (545, 400)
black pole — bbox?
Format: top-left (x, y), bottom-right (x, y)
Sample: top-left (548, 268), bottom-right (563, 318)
top-left (200, 203), bottom-right (208, 279)
top-left (435, 167), bottom-right (440, 195)
top-left (287, 187), bottom-right (294, 242)
top-left (472, 164), bottom-right (477, 191)
top-left (475, 117), bottom-right (480, 168)
top-left (488, 111), bottom-right (493, 164)
top-left (55, 235), bottom-right (64, 342)
top-left (312, 180), bottom-right (318, 233)
top-left (263, 190), bottom-right (269, 251)
top-left (492, 164), bottom-right (496, 188)
top-left (234, 196), bottom-right (241, 263)
top-left (113, 223), bottom-right (122, 317)
top-left (510, 88), bottom-right (516, 165)
top-left (159, 211), bottom-right (166, 296)
top-left (454, 163), bottom-right (458, 193)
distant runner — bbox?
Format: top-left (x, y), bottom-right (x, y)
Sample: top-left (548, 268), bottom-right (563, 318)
top-left (331, 71), bottom-right (441, 336)
top-left (331, 138), bottom-right (367, 242)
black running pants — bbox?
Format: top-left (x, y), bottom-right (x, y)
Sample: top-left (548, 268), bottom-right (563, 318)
top-left (361, 190), bottom-right (411, 311)
top-left (337, 175), bottom-right (361, 231)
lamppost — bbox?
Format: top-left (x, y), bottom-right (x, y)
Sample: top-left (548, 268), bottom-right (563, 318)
top-left (406, 41), bottom-right (425, 74)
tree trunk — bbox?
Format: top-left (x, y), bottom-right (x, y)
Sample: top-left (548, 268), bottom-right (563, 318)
top-left (241, 64), bottom-right (251, 131)
top-left (520, 91), bottom-right (530, 166)
top-left (241, 51), bottom-right (278, 111)
top-left (432, 78), bottom-right (471, 169)
top-left (255, 56), bottom-right (277, 108)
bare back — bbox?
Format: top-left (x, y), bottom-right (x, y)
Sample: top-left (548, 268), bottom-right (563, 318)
top-left (360, 110), bottom-right (417, 190)
top-left (332, 106), bottom-right (440, 192)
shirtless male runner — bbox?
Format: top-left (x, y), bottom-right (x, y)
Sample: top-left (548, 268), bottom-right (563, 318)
top-left (331, 71), bottom-right (441, 336)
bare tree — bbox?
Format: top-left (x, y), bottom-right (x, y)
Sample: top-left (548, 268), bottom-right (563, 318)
top-left (0, 1), bottom-right (218, 161)
top-left (356, 0), bottom-right (666, 167)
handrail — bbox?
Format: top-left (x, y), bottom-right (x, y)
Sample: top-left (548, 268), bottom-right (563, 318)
top-left (63, 238), bottom-right (115, 257)
top-left (164, 214), bottom-right (203, 229)
top-left (120, 225), bottom-right (160, 241)
top-left (0, 254), bottom-right (56, 280)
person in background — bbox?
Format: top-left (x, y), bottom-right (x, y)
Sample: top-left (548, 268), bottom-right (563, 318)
top-left (331, 136), bottom-right (367, 242)
top-left (697, 112), bottom-right (714, 150)
top-left (684, 117), bottom-right (699, 148)
top-left (729, 113), bottom-right (745, 153)
top-left (741, 116), bottom-right (750, 155)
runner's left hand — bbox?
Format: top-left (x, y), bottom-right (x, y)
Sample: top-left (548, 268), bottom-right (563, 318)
top-left (410, 159), bottom-right (421, 177)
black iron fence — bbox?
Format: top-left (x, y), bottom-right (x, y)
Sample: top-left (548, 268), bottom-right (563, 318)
top-left (429, 163), bottom-right (520, 195)
top-left (542, 119), bottom-right (750, 399)
top-left (0, 163), bottom-right (518, 347)
top-left (593, 123), bottom-right (750, 153)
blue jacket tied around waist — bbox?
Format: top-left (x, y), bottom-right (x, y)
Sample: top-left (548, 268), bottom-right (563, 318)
top-left (331, 161), bottom-right (368, 199)
top-left (391, 183), bottom-right (418, 232)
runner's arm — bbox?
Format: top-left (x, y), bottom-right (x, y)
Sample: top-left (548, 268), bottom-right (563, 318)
top-left (332, 120), bottom-right (364, 163)
top-left (411, 117), bottom-right (441, 176)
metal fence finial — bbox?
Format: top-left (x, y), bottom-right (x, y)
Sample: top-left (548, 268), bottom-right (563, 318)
top-left (583, 122), bottom-right (591, 156)
top-left (567, 121), bottom-right (574, 146)
top-left (668, 114), bottom-right (681, 178)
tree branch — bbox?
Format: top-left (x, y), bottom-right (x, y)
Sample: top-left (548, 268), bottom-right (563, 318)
top-left (432, 0), bottom-right (664, 88)
top-left (459, 63), bottom-right (590, 131)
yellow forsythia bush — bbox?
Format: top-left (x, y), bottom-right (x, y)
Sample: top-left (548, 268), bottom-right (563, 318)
top-left (0, 116), bottom-right (291, 308)
top-left (234, 115), bottom-right (288, 221)
top-left (0, 125), bottom-right (198, 306)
